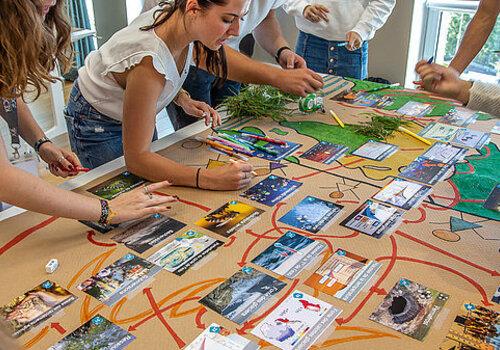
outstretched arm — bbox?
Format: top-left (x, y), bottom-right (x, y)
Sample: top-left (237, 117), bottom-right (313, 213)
top-left (198, 46), bottom-right (323, 97)
top-left (0, 130), bottom-right (174, 222)
top-left (0, 136), bottom-right (101, 219)
top-left (253, 9), bottom-right (307, 69)
top-left (449, 0), bottom-right (500, 73)
top-left (121, 57), bottom-right (253, 191)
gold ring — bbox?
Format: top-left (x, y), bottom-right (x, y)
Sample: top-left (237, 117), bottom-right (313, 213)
top-left (144, 186), bottom-right (152, 199)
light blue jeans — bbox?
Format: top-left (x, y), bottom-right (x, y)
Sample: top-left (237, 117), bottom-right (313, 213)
top-left (295, 31), bottom-right (369, 79)
top-left (64, 81), bottom-right (157, 169)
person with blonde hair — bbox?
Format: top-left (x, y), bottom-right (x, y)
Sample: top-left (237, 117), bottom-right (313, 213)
top-left (0, 0), bottom-right (175, 225)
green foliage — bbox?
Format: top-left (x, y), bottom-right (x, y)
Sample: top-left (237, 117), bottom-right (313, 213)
top-left (219, 85), bottom-right (299, 122)
top-left (352, 115), bottom-right (410, 140)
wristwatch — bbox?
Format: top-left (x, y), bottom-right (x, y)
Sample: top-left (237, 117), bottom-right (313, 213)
top-left (275, 46), bottom-right (292, 63)
top-left (33, 136), bottom-right (52, 153)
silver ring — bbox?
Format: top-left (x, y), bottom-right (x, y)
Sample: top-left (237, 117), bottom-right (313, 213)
top-left (57, 156), bottom-right (65, 162)
top-left (201, 112), bottom-right (208, 118)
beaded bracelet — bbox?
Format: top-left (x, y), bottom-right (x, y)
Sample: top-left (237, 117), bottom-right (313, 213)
top-left (98, 199), bottom-right (110, 225)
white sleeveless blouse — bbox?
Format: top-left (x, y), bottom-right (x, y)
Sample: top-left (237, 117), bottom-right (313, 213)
top-left (77, 6), bottom-right (193, 121)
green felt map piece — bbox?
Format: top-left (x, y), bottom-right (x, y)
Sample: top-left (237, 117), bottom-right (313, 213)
top-left (451, 143), bottom-right (500, 221)
top-left (280, 121), bottom-right (370, 153)
top-left (345, 77), bottom-right (454, 117)
top-left (269, 128), bottom-right (289, 136)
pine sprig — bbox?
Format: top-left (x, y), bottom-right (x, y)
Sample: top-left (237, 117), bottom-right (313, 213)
top-left (219, 85), bottom-right (299, 122)
top-left (353, 114), bottom-right (410, 140)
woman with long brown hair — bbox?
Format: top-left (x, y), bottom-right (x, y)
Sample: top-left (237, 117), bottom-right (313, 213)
top-left (65, 0), bottom-right (324, 191)
top-left (0, 1), bottom-right (175, 230)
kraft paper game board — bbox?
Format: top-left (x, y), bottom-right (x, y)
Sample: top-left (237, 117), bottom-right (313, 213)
top-left (0, 75), bottom-right (498, 350)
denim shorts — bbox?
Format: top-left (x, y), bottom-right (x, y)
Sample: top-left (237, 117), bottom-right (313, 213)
top-left (295, 31), bottom-right (368, 79)
top-left (64, 81), bottom-right (157, 169)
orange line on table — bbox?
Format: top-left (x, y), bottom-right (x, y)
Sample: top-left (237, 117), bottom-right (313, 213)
top-left (110, 278), bottom-right (224, 325)
top-left (336, 235), bottom-right (398, 325)
top-left (1, 216), bottom-right (58, 256)
top-left (22, 326), bottom-right (49, 349)
top-left (67, 248), bottom-right (117, 289)
top-left (80, 295), bottom-right (105, 324)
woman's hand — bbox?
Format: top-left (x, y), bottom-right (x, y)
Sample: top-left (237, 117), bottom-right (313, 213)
top-left (273, 68), bottom-right (324, 97)
top-left (108, 180), bottom-right (177, 223)
top-left (278, 49), bottom-right (307, 69)
top-left (38, 142), bottom-right (81, 177)
top-left (176, 92), bottom-right (221, 127)
top-left (346, 31), bottom-right (362, 51)
top-left (199, 160), bottom-right (254, 190)
top-left (415, 61), bottom-right (472, 104)
top-left (303, 4), bottom-right (329, 23)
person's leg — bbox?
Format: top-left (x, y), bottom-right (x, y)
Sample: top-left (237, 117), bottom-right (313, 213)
top-left (168, 65), bottom-right (217, 131)
top-left (333, 41), bottom-right (368, 79)
top-left (295, 31), bottom-right (329, 74)
top-left (65, 81), bottom-right (124, 169)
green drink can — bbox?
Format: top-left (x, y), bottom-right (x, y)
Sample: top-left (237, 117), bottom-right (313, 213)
top-left (298, 93), bottom-right (324, 113)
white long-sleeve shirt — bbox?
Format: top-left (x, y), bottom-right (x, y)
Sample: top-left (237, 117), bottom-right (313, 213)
top-left (283, 0), bottom-right (396, 42)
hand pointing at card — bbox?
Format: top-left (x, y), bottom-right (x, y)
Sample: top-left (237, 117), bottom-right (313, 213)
top-left (107, 181), bottom-right (177, 224)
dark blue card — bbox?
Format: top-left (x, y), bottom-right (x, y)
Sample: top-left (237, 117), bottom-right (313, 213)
top-left (240, 175), bottom-right (302, 206)
top-left (300, 141), bottom-right (349, 164)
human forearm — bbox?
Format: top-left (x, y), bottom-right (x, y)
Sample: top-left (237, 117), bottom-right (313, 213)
top-left (253, 10), bottom-right (289, 58)
top-left (223, 46), bottom-right (280, 85)
top-left (16, 98), bottom-right (46, 147)
top-left (125, 150), bottom-right (197, 187)
top-left (0, 164), bottom-right (100, 220)
top-left (450, 10), bottom-right (498, 73)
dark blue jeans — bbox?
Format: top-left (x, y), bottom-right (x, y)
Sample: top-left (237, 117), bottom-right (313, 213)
top-left (169, 66), bottom-right (241, 131)
top-left (64, 81), bottom-right (157, 169)
top-left (295, 31), bottom-right (368, 79)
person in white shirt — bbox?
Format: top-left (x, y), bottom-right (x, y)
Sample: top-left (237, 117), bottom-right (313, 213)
top-left (65, 0), bottom-right (323, 191)
top-left (283, 0), bottom-right (396, 79)
top-left (143, 0), bottom-right (308, 130)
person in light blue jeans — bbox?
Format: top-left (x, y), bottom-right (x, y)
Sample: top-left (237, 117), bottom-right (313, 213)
top-left (64, 82), bottom-right (157, 169)
top-left (295, 31), bottom-right (368, 79)
top-left (283, 1), bottom-right (396, 79)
